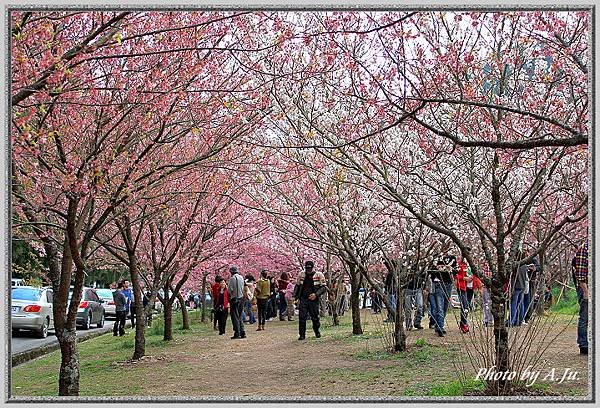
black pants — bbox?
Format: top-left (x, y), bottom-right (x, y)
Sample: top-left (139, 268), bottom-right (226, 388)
top-left (129, 306), bottom-right (135, 327)
top-left (230, 298), bottom-right (245, 337)
top-left (114, 310), bottom-right (126, 336)
top-left (298, 298), bottom-right (320, 337)
top-left (215, 308), bottom-right (228, 334)
top-left (257, 298), bottom-right (268, 326)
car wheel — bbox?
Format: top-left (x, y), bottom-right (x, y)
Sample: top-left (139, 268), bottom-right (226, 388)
top-left (97, 311), bottom-right (105, 328)
top-left (82, 312), bottom-right (91, 330)
top-left (36, 318), bottom-right (49, 338)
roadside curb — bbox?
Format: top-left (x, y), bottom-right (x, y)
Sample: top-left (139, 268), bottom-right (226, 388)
top-left (11, 324), bottom-right (129, 367)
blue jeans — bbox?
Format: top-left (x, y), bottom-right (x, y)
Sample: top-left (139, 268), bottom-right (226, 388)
top-left (442, 282), bottom-right (452, 317)
top-left (577, 286), bottom-right (588, 349)
top-left (509, 288), bottom-right (524, 326)
top-left (428, 292), bottom-right (436, 325)
top-left (386, 293), bottom-right (397, 321)
top-left (278, 292), bottom-right (287, 319)
top-left (431, 281), bottom-right (449, 331)
top-left (241, 299), bottom-right (255, 324)
top-left (482, 287), bottom-right (492, 325)
top-left (521, 292), bottom-right (531, 322)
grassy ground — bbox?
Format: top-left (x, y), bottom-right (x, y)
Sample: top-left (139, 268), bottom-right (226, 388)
top-left (11, 307), bottom-right (588, 398)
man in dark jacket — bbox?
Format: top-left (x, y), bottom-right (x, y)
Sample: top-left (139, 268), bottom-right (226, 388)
top-left (113, 280), bottom-right (127, 337)
top-left (403, 265), bottom-right (425, 330)
top-left (294, 260), bottom-right (327, 340)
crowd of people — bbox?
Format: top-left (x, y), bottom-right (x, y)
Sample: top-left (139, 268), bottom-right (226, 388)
top-left (108, 242), bottom-right (588, 354)
top-left (210, 261), bottom-right (328, 340)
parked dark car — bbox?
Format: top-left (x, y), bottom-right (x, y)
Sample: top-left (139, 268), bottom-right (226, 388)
top-left (68, 287), bottom-right (105, 329)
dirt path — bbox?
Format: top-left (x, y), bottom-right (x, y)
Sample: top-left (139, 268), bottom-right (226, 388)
top-left (131, 309), bottom-right (588, 398)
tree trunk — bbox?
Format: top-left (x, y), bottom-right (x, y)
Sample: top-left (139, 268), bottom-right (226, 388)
top-left (130, 257), bottom-right (145, 360)
top-left (349, 264), bottom-right (363, 335)
top-left (200, 273), bottom-right (208, 323)
top-left (162, 282), bottom-right (174, 341)
top-left (56, 329), bottom-right (80, 395)
top-left (177, 291), bottom-right (190, 330)
top-left (491, 274), bottom-right (510, 394)
top-left (163, 299), bottom-right (173, 341)
top-left (394, 287), bottom-right (406, 352)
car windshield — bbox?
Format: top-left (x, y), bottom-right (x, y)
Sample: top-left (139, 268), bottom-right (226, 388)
top-left (95, 289), bottom-right (113, 298)
top-left (12, 288), bottom-right (41, 301)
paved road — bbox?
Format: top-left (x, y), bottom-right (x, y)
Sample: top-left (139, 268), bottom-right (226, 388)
top-left (11, 319), bottom-right (116, 355)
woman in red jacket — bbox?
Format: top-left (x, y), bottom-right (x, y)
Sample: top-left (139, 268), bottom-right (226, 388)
top-left (456, 252), bottom-right (475, 333)
top-left (214, 278), bottom-right (230, 335)
top-left (211, 275), bottom-right (223, 330)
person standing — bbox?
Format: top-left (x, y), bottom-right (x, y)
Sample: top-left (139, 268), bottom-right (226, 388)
top-left (293, 260), bottom-right (328, 340)
top-left (228, 266), bottom-right (246, 339)
top-left (266, 276), bottom-right (277, 321)
top-left (572, 242), bottom-right (589, 355)
top-left (480, 264), bottom-right (493, 327)
top-left (456, 250), bottom-right (474, 333)
top-left (404, 266), bottom-right (424, 330)
top-left (113, 281), bottom-right (127, 337)
top-left (277, 272), bottom-right (290, 321)
top-left (123, 280), bottom-right (134, 328)
top-left (384, 265), bottom-right (397, 323)
top-left (370, 287), bottom-right (382, 314)
top-left (285, 278), bottom-right (296, 321)
top-left (255, 270), bottom-right (271, 331)
top-left (428, 257), bottom-right (453, 337)
top-left (211, 275), bottom-right (223, 331)
top-left (242, 274), bottom-right (256, 325)
top-left (313, 270), bottom-right (328, 317)
top-left (438, 249), bottom-right (457, 320)
top-left (509, 261), bottom-right (528, 327)
top-left (214, 279), bottom-right (230, 335)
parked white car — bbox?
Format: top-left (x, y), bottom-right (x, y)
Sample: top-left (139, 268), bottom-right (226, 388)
top-left (11, 278), bottom-right (26, 287)
top-left (11, 286), bottom-right (54, 338)
top-left (95, 288), bottom-right (116, 318)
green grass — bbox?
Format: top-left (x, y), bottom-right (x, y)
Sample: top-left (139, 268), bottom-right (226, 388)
top-left (11, 310), bottom-right (212, 396)
top-left (551, 287), bottom-right (579, 315)
top-left (403, 379), bottom-right (486, 396)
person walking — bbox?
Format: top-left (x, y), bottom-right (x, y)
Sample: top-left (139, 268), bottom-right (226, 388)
top-left (214, 278), bottom-right (230, 335)
top-left (113, 281), bottom-right (127, 337)
top-left (293, 260), bottom-right (328, 340)
top-left (255, 270), bottom-right (271, 331)
top-left (228, 266), bottom-right (246, 339)
top-left (572, 242), bottom-right (589, 355)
